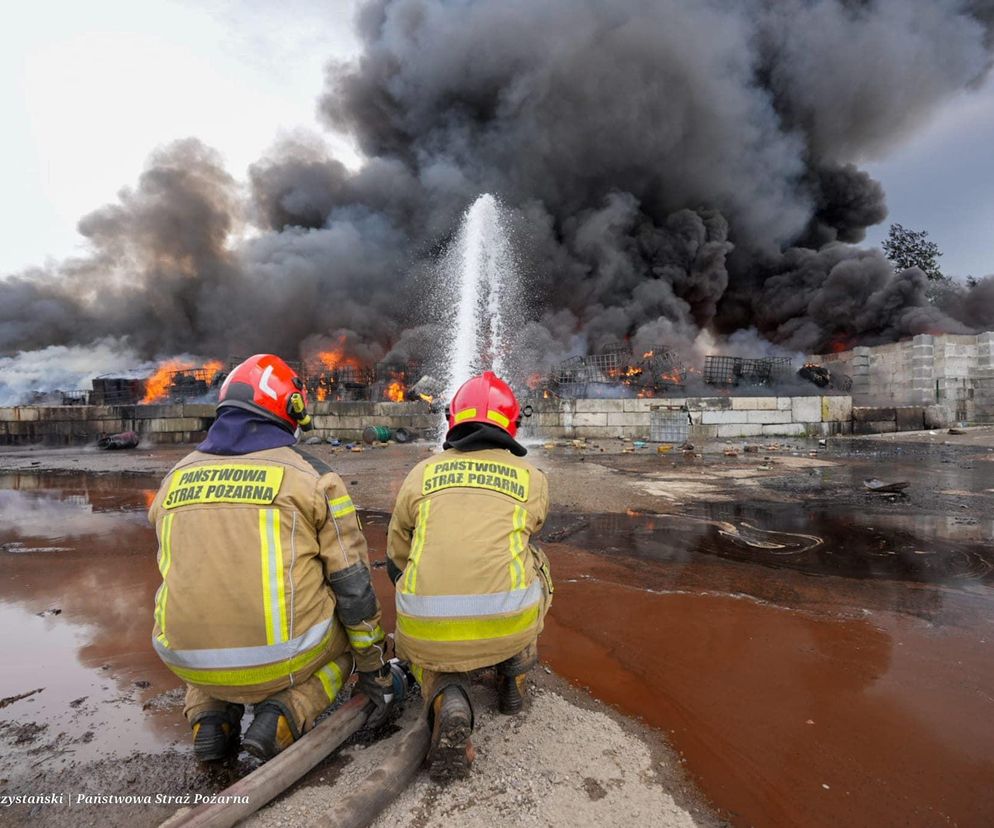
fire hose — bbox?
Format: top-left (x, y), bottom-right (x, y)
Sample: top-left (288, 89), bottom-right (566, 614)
top-left (160, 660), bottom-right (428, 828)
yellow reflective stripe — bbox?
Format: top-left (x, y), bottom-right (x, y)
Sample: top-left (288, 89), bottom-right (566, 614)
top-left (347, 624), bottom-right (385, 649)
top-left (165, 624), bottom-right (336, 687)
top-left (154, 585), bottom-right (170, 647)
top-left (508, 505), bottom-right (527, 590)
top-left (402, 499), bottom-right (431, 594)
top-left (259, 509), bottom-right (289, 646)
top-left (453, 407), bottom-right (477, 423)
top-left (316, 661), bottom-right (344, 702)
top-left (158, 513), bottom-right (174, 577)
top-left (155, 514), bottom-right (174, 646)
top-left (486, 409), bottom-right (510, 428)
top-left (329, 495), bottom-right (356, 518)
top-left (410, 663), bottom-right (424, 685)
top-left (397, 604), bottom-right (540, 642)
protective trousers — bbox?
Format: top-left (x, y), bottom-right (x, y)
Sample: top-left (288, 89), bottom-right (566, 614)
top-left (183, 649), bottom-right (355, 734)
top-left (413, 641), bottom-right (539, 723)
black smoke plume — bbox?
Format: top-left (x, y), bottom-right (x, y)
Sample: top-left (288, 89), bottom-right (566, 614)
top-left (2, 0), bottom-right (994, 386)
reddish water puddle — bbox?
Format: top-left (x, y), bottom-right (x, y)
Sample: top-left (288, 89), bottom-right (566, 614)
top-left (0, 473), bottom-right (185, 774)
top-left (535, 513), bottom-right (994, 828)
top-left (3, 472), bottom-right (993, 828)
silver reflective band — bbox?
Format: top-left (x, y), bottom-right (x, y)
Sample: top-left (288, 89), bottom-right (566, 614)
top-left (152, 618), bottom-right (334, 669)
top-left (395, 580), bottom-right (542, 618)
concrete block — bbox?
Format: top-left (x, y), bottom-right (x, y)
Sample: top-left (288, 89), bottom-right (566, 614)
top-left (685, 397), bottom-right (731, 411)
top-left (731, 397), bottom-right (778, 411)
top-left (895, 407), bottom-right (925, 431)
top-left (821, 396), bottom-right (852, 422)
top-left (791, 396), bottom-right (822, 423)
top-left (575, 399), bottom-right (625, 414)
top-left (689, 424), bottom-right (718, 440)
top-left (853, 420), bottom-right (897, 435)
top-left (607, 412), bottom-right (650, 427)
top-left (777, 397), bottom-right (792, 410)
top-left (716, 423), bottom-right (764, 437)
top-left (700, 410), bottom-right (743, 425)
top-left (761, 423), bottom-right (807, 436)
top-left (572, 412), bottom-right (608, 427)
top-left (853, 407), bottom-right (896, 422)
top-left (745, 410), bottom-right (792, 424)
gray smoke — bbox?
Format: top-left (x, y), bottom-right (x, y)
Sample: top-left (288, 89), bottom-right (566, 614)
top-left (2, 0), bottom-right (993, 382)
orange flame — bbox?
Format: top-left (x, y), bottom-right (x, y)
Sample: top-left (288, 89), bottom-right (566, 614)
top-left (141, 359), bottom-right (193, 403)
top-left (202, 360), bottom-right (224, 384)
top-left (312, 335), bottom-right (362, 372)
top-left (386, 381), bottom-right (405, 402)
top-left (316, 385), bottom-right (328, 402)
top-left (142, 489), bottom-right (157, 509)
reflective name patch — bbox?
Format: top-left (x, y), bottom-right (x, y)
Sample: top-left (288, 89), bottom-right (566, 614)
top-left (163, 464), bottom-right (285, 509)
top-left (422, 459), bottom-right (529, 502)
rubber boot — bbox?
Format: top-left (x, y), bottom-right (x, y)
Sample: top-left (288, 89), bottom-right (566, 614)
top-left (191, 704), bottom-right (243, 762)
top-left (497, 673), bottom-right (527, 715)
top-left (427, 688), bottom-right (474, 783)
top-left (242, 700), bottom-right (300, 761)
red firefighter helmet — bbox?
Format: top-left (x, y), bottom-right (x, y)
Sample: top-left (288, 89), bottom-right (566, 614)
top-left (217, 354), bottom-right (312, 432)
top-left (447, 371), bottom-right (522, 437)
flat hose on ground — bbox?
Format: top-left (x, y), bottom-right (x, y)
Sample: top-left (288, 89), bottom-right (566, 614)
top-left (317, 714), bottom-right (431, 828)
top-left (159, 694), bottom-right (370, 828)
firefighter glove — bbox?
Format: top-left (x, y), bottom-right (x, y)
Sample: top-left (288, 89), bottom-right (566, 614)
top-left (357, 668), bottom-right (396, 729)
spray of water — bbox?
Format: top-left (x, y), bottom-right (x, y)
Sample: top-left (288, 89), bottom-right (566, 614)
top-left (442, 194), bottom-right (519, 406)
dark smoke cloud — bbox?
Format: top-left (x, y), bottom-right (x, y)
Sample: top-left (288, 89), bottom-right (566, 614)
top-left (2, 0), bottom-right (993, 382)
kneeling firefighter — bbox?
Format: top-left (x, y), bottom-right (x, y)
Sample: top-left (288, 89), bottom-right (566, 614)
top-left (386, 371), bottom-right (554, 781)
top-left (148, 354), bottom-right (395, 762)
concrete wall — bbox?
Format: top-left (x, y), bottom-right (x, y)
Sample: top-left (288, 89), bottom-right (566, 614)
top-left (0, 400), bottom-right (438, 446)
top-left (0, 404), bottom-right (217, 446)
top-left (521, 395), bottom-right (853, 441)
top-left (1, 396), bottom-right (854, 445)
top-left (810, 331), bottom-right (994, 423)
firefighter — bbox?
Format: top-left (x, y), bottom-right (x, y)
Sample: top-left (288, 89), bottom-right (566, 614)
top-left (386, 371), bottom-right (553, 782)
top-left (148, 354), bottom-right (395, 762)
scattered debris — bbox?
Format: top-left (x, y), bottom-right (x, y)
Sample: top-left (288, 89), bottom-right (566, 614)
top-left (723, 449), bottom-right (739, 457)
top-left (948, 428), bottom-right (967, 435)
top-left (36, 608), bottom-right (61, 617)
top-left (744, 445), bottom-right (761, 453)
top-left (863, 478), bottom-right (910, 494)
top-left (0, 688), bottom-right (44, 710)
top-left (97, 430), bottom-right (140, 450)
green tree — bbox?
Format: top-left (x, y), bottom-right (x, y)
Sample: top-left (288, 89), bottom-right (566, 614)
top-left (882, 223), bottom-right (944, 281)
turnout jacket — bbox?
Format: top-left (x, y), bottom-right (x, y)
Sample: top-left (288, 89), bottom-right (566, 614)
top-left (387, 447), bottom-right (553, 672)
top-left (148, 446), bottom-right (385, 698)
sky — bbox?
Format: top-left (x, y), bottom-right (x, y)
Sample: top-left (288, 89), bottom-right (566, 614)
top-left (1, 0), bottom-right (992, 280)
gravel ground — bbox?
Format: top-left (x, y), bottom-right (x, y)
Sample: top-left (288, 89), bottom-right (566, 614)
top-left (243, 671), bottom-right (719, 828)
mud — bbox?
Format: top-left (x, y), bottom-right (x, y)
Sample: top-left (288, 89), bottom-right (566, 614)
top-left (2, 440), bottom-right (994, 827)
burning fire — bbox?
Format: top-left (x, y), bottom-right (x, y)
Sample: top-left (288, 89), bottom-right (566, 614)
top-left (142, 359), bottom-right (194, 403)
top-left (418, 393), bottom-right (434, 404)
top-left (386, 381), bottom-right (405, 402)
top-left (312, 335), bottom-right (362, 373)
top-left (202, 360), bottom-right (223, 383)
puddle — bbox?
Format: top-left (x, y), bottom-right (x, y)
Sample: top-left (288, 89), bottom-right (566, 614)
top-left (538, 509), bottom-right (994, 828)
top-left (3, 472), bottom-right (992, 828)
top-left (0, 473), bottom-right (186, 775)
top-left (542, 502), bottom-right (994, 586)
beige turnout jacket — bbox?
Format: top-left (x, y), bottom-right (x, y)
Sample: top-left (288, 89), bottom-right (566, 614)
top-left (149, 446), bottom-right (385, 699)
top-left (387, 447), bottom-right (553, 672)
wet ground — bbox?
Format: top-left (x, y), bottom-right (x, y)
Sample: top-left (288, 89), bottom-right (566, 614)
top-left (1, 445), bottom-right (993, 827)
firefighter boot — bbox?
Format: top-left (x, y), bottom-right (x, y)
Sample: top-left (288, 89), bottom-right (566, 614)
top-left (191, 704), bottom-right (243, 762)
top-left (427, 688), bottom-right (475, 783)
top-left (497, 673), bottom-right (528, 715)
top-left (243, 700), bottom-right (300, 761)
